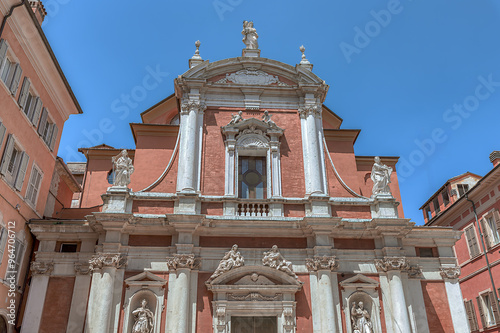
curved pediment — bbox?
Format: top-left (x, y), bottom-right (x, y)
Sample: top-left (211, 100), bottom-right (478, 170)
top-left (178, 57), bottom-right (326, 87)
top-left (206, 266), bottom-right (302, 288)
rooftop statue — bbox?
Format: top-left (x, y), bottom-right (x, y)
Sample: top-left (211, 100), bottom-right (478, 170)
top-left (112, 149), bottom-right (134, 187)
top-left (242, 20), bottom-right (259, 49)
top-left (371, 156), bottom-right (392, 196)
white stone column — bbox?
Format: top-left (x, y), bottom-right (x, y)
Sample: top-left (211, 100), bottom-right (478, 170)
top-left (165, 254), bottom-right (200, 333)
top-left (21, 262), bottom-right (53, 333)
top-left (442, 267), bottom-right (469, 333)
top-left (300, 105), bottom-right (323, 195)
top-left (85, 253), bottom-right (126, 333)
top-left (66, 265), bottom-right (91, 333)
top-left (176, 96), bottom-right (206, 193)
top-left (306, 256), bottom-right (339, 333)
top-left (376, 257), bottom-right (412, 333)
top-left (271, 141), bottom-right (282, 197)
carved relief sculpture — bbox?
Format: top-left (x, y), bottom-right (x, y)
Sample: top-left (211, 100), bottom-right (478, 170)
top-left (305, 255), bottom-right (338, 271)
top-left (132, 299), bottom-right (154, 333)
top-left (228, 111), bottom-right (244, 125)
top-left (89, 253), bottom-right (127, 271)
top-left (166, 254), bottom-right (201, 270)
top-left (242, 20), bottom-right (258, 49)
top-left (351, 301), bottom-right (374, 333)
top-left (440, 266), bottom-right (461, 279)
top-left (112, 149), bottom-right (134, 187)
top-left (262, 245), bottom-right (297, 278)
top-left (371, 156), bottom-right (392, 196)
top-left (30, 261), bottom-right (54, 275)
top-left (374, 257), bottom-right (409, 272)
top-left (208, 244), bottom-right (245, 282)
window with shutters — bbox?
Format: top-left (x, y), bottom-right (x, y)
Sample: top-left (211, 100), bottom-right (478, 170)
top-left (0, 39), bottom-right (22, 96)
top-left (37, 108), bottom-right (58, 150)
top-left (4, 238), bottom-right (24, 285)
top-left (19, 85), bottom-right (43, 127)
top-left (25, 164), bottom-right (43, 207)
top-left (0, 227), bottom-right (8, 265)
top-left (464, 225), bottom-right (481, 259)
top-left (477, 291), bottom-right (500, 328)
top-left (457, 184), bottom-right (470, 198)
top-left (481, 209), bottom-right (500, 249)
top-left (464, 299), bottom-right (479, 332)
top-left (0, 134), bottom-right (29, 190)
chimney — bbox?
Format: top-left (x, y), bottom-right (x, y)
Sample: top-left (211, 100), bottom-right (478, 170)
top-left (29, 1), bottom-right (47, 25)
top-left (489, 151), bottom-right (500, 167)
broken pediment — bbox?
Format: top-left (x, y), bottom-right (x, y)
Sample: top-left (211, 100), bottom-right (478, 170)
top-left (221, 117), bottom-right (284, 141)
top-left (206, 266), bottom-right (302, 289)
top-left (214, 69), bottom-right (289, 86)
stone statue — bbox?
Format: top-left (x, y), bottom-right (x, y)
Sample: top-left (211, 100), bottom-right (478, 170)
top-left (132, 299), bottom-right (154, 333)
top-left (242, 20), bottom-right (258, 49)
top-left (228, 111), bottom-right (244, 125)
top-left (371, 156), bottom-right (392, 196)
top-left (208, 244), bottom-right (245, 281)
top-left (112, 149), bottom-right (134, 186)
top-left (262, 110), bottom-right (275, 126)
top-left (351, 301), bottom-right (373, 333)
top-left (262, 245), bottom-right (297, 278)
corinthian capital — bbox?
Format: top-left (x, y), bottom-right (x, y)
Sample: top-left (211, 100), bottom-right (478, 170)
top-left (181, 99), bottom-right (207, 115)
top-left (166, 254), bottom-right (201, 270)
top-left (440, 266), bottom-right (461, 279)
top-left (305, 256), bottom-right (338, 272)
top-left (298, 104), bottom-right (321, 119)
top-left (89, 253), bottom-right (127, 271)
top-left (30, 261), bottom-right (54, 276)
top-left (374, 257), bottom-right (409, 272)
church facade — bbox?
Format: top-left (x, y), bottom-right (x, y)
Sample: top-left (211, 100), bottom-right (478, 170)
top-left (22, 23), bottom-right (468, 333)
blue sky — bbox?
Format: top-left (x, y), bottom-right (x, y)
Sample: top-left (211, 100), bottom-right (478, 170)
top-left (43, 0), bottom-right (500, 225)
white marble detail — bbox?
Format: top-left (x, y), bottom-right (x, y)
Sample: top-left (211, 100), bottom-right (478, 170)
top-left (305, 255), bottom-right (338, 271)
top-left (440, 266), bottom-right (461, 279)
top-left (208, 244), bottom-right (244, 282)
top-left (30, 261), bottom-right (54, 275)
top-left (89, 253), bottom-right (127, 271)
top-left (262, 245), bottom-right (297, 279)
top-left (166, 254), bottom-right (201, 270)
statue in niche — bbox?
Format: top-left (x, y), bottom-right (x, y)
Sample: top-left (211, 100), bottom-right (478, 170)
top-left (351, 301), bottom-right (373, 333)
top-left (262, 245), bottom-right (297, 278)
top-left (242, 20), bottom-right (259, 49)
top-left (228, 111), bottom-right (244, 125)
top-left (112, 149), bottom-right (134, 186)
top-left (262, 110), bottom-right (275, 126)
top-left (132, 299), bottom-right (154, 333)
top-left (208, 244), bottom-right (245, 281)
top-left (371, 156), bottom-right (392, 196)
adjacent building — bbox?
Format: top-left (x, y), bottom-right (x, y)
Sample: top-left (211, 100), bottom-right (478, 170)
top-left (0, 0), bottom-right (82, 331)
top-left (22, 23), bottom-right (468, 333)
top-left (422, 152), bottom-right (500, 333)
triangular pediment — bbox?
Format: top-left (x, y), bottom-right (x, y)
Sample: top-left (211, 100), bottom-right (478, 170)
top-left (125, 271), bottom-right (167, 286)
top-left (340, 274), bottom-right (379, 289)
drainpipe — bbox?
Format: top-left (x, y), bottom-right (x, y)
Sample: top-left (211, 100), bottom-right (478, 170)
top-left (0, 0), bottom-right (26, 39)
top-left (465, 193), bottom-right (500, 306)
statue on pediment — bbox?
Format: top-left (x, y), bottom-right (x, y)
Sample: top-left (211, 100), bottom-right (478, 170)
top-left (242, 21), bottom-right (259, 49)
top-left (209, 244), bottom-right (245, 281)
top-left (262, 245), bottom-right (297, 278)
top-left (229, 111), bottom-right (244, 125)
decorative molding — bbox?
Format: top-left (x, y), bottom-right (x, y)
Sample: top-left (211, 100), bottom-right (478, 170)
top-left (74, 262), bottom-right (91, 275)
top-left (238, 136), bottom-right (267, 148)
top-left (89, 253), bottom-right (127, 271)
top-left (305, 255), bottom-right (338, 272)
top-left (298, 104), bottom-right (321, 119)
top-left (227, 292), bottom-right (283, 301)
top-left (30, 261), bottom-right (54, 276)
top-left (374, 257), bottom-right (409, 272)
top-left (406, 266), bottom-right (422, 278)
top-left (440, 266), bottom-right (461, 279)
top-left (215, 69), bottom-right (288, 86)
top-left (180, 99), bottom-right (206, 115)
top-left (166, 254), bottom-right (201, 270)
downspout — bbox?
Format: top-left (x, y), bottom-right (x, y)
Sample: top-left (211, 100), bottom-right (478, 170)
top-left (465, 193), bottom-right (500, 306)
top-left (0, 0), bottom-right (26, 39)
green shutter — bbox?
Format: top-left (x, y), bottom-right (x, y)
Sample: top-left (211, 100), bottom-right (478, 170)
top-left (14, 152), bottom-right (29, 191)
top-left (17, 77), bottom-right (30, 108)
top-left (9, 64), bottom-right (22, 95)
top-left (0, 134), bottom-right (14, 175)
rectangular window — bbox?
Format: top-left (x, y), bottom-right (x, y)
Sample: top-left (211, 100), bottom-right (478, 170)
top-left (465, 300), bottom-right (479, 332)
top-left (0, 39), bottom-right (22, 95)
top-left (416, 247), bottom-right (437, 257)
top-left (231, 316), bottom-right (277, 333)
top-left (25, 164), bottom-right (42, 207)
top-left (478, 292), bottom-right (499, 327)
top-left (442, 190), bottom-right (450, 206)
top-left (457, 184), bottom-right (470, 198)
top-left (238, 156), bottom-right (266, 199)
top-left (60, 243), bottom-right (78, 253)
top-left (424, 206), bottom-right (431, 221)
top-left (433, 197), bottom-right (440, 214)
top-left (481, 210), bottom-right (500, 249)
top-left (37, 108), bottom-right (58, 150)
top-left (0, 134), bottom-right (29, 190)
top-left (465, 225), bottom-right (480, 258)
